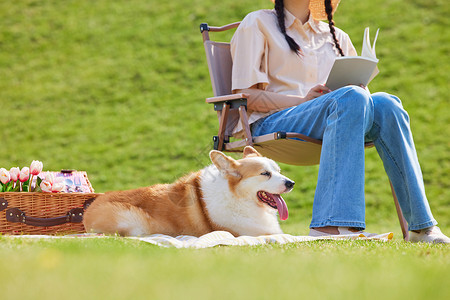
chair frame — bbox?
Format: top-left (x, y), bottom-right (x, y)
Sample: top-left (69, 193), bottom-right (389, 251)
top-left (200, 22), bottom-right (409, 241)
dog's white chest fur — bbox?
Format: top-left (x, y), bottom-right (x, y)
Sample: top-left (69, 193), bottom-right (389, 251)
top-left (200, 166), bottom-right (283, 236)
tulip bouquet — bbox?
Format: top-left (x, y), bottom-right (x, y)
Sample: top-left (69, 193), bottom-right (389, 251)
top-left (0, 160), bottom-right (64, 193)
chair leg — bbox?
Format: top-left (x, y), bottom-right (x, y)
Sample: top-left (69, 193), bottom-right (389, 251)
top-left (217, 103), bottom-right (230, 151)
top-left (389, 180), bottom-right (409, 241)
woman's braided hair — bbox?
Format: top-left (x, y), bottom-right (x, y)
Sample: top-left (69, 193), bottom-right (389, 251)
top-left (324, 0), bottom-right (344, 56)
top-left (274, 0), bottom-right (301, 55)
top-left (274, 0), bottom-right (344, 57)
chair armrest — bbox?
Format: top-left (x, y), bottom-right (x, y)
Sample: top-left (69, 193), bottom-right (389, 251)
top-left (206, 94), bottom-right (249, 111)
top-left (206, 93), bottom-right (249, 103)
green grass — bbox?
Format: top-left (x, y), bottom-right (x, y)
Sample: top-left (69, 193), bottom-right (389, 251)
top-left (1, 237), bottom-right (449, 300)
top-left (0, 0), bottom-right (449, 299)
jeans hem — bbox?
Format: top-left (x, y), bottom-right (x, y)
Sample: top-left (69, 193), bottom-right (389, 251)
top-left (408, 220), bottom-right (437, 231)
top-left (310, 221), bottom-right (366, 230)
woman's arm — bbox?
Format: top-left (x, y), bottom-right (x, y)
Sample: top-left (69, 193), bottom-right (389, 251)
top-left (235, 84), bottom-right (332, 113)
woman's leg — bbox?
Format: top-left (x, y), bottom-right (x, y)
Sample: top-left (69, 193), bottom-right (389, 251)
top-left (366, 92), bottom-right (437, 231)
top-left (252, 86), bottom-right (373, 229)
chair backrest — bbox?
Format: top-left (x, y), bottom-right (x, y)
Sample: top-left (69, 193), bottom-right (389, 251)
top-left (200, 22), bottom-right (241, 136)
top-left (204, 41), bottom-right (233, 97)
top-left (200, 22), bottom-right (240, 96)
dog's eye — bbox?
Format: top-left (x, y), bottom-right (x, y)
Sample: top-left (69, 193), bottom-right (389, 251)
top-left (260, 171), bottom-right (271, 177)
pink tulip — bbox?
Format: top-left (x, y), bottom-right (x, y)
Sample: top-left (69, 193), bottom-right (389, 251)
top-left (19, 167), bottom-right (30, 183)
top-left (0, 168), bottom-right (11, 184)
top-left (51, 179), bottom-right (65, 193)
top-left (30, 160), bottom-right (43, 176)
top-left (9, 167), bottom-right (20, 182)
top-left (40, 180), bottom-right (52, 193)
top-left (40, 173), bottom-right (64, 193)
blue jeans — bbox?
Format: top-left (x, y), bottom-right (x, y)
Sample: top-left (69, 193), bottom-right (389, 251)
top-left (252, 86), bottom-right (437, 231)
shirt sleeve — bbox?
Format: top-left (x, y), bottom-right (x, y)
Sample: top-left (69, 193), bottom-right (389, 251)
top-left (230, 19), bottom-right (269, 92)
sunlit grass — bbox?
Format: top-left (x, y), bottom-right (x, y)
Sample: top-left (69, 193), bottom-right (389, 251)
top-left (1, 236), bottom-right (449, 300)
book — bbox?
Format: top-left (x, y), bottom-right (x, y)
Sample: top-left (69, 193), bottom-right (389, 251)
top-left (325, 27), bottom-right (380, 90)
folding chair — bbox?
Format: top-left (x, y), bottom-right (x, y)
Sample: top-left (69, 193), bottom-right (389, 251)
top-left (199, 22), bottom-right (409, 241)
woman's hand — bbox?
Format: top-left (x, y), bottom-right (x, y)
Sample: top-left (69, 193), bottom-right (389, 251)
top-left (304, 84), bottom-right (332, 101)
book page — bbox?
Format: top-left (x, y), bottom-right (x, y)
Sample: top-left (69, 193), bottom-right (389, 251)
top-left (325, 57), bottom-right (378, 91)
top-left (361, 27), bottom-right (379, 59)
top-left (325, 27), bottom-right (380, 90)
top-left (361, 27), bottom-right (380, 81)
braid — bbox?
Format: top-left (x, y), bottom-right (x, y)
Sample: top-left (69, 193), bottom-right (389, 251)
top-left (324, 0), bottom-right (345, 56)
top-left (274, 0), bottom-right (301, 55)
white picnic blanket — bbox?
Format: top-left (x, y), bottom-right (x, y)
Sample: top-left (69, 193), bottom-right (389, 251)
top-left (5, 231), bottom-right (394, 249)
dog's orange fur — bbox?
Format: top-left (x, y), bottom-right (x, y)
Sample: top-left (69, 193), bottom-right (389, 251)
top-left (83, 147), bottom-right (289, 237)
top-left (83, 171), bottom-right (238, 237)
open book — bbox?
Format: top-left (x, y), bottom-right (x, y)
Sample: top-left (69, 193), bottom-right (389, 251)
top-left (325, 27), bottom-right (380, 90)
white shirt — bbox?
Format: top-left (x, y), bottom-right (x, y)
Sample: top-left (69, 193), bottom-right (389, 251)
top-left (230, 9), bottom-right (357, 133)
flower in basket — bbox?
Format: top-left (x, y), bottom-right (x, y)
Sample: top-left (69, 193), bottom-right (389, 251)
top-left (0, 161), bottom-right (74, 193)
top-left (30, 160), bottom-right (43, 176)
top-left (29, 160), bottom-right (43, 192)
top-left (19, 167), bottom-right (30, 192)
top-left (0, 168), bottom-right (11, 192)
top-left (40, 173), bottom-right (65, 193)
top-left (19, 167), bottom-right (30, 183)
top-left (9, 167), bottom-right (20, 190)
top-left (0, 168), bottom-right (10, 184)
top-left (10, 167), bottom-right (20, 182)
top-left (0, 168), bottom-right (10, 191)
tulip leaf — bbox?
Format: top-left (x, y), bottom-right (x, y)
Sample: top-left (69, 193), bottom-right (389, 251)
top-left (22, 179), bottom-right (30, 192)
top-left (32, 177), bottom-right (43, 192)
top-left (37, 176), bottom-right (42, 184)
top-left (6, 182), bottom-right (14, 192)
top-left (12, 184), bottom-right (20, 192)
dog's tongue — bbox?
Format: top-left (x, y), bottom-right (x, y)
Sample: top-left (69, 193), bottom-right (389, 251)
top-left (272, 194), bottom-right (289, 221)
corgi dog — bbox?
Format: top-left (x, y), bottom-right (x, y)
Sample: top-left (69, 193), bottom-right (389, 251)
top-left (83, 146), bottom-right (295, 237)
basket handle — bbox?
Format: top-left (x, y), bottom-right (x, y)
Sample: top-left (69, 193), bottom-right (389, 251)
top-left (6, 207), bottom-right (84, 227)
top-left (2, 198), bottom-right (96, 227)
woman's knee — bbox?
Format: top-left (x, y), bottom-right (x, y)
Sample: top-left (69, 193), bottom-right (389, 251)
top-left (335, 86), bottom-right (373, 112)
top-left (372, 92), bottom-right (402, 107)
top-left (371, 92), bottom-right (409, 120)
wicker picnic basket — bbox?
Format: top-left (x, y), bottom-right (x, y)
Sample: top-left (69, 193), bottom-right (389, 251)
top-left (0, 171), bottom-right (102, 235)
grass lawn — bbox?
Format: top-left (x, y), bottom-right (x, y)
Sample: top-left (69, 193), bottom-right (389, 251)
top-left (0, 0), bottom-right (449, 299)
top-left (1, 237), bottom-right (449, 300)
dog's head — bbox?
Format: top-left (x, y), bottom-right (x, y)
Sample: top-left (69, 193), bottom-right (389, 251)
top-left (209, 146), bottom-right (294, 221)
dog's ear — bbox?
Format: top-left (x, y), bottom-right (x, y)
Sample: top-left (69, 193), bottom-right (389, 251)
top-left (209, 150), bottom-right (241, 178)
top-left (243, 146), bottom-right (262, 158)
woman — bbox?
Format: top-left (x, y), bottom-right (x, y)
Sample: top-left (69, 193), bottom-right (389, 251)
top-left (230, 0), bottom-right (449, 243)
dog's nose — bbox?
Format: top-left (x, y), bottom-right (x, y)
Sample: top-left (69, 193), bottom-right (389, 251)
top-left (285, 180), bottom-right (295, 189)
